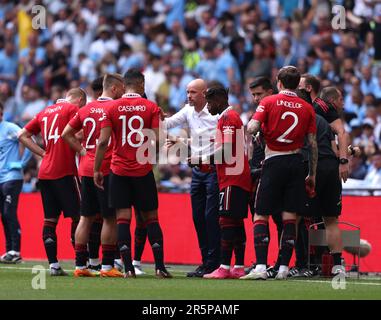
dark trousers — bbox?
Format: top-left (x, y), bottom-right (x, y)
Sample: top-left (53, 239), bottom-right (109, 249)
top-left (0, 180), bottom-right (23, 252)
top-left (190, 168), bottom-right (220, 268)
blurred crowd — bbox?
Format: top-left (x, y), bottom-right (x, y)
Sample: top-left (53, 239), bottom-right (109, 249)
top-left (1, 0), bottom-right (381, 193)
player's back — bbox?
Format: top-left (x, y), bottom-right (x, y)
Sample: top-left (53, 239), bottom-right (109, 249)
top-left (258, 92), bottom-right (316, 152)
top-left (72, 99), bottom-right (114, 177)
top-left (104, 94), bottom-right (160, 177)
top-left (26, 100), bottom-right (79, 179)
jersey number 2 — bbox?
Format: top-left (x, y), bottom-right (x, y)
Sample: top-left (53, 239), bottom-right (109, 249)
top-left (276, 111), bottom-right (298, 143)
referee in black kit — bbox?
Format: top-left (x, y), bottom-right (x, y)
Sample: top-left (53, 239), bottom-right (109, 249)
top-left (296, 87), bottom-right (359, 277)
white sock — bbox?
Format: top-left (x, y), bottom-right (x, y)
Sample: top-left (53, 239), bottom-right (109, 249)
top-left (254, 264), bottom-right (267, 272)
top-left (102, 265), bottom-right (112, 271)
top-left (132, 260), bottom-right (140, 266)
top-left (50, 262), bottom-right (60, 269)
top-left (279, 265), bottom-right (289, 273)
top-left (234, 265), bottom-right (244, 269)
top-left (220, 264), bottom-right (230, 270)
top-left (9, 250), bottom-right (20, 256)
top-left (89, 258), bottom-right (100, 266)
top-left (114, 259), bottom-right (123, 265)
top-left (75, 266), bottom-right (86, 270)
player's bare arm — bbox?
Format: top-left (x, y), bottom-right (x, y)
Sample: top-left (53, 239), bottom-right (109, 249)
top-left (62, 124), bottom-right (86, 156)
top-left (306, 132), bottom-right (318, 189)
top-left (330, 118), bottom-right (349, 182)
top-left (18, 128), bottom-right (45, 158)
top-left (93, 126), bottom-right (112, 189)
top-left (247, 119), bottom-right (261, 135)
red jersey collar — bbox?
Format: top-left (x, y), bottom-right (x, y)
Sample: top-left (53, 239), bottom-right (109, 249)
top-left (97, 96), bottom-right (113, 101)
top-left (218, 106), bottom-right (233, 120)
top-left (122, 93), bottom-right (141, 98)
top-left (279, 90), bottom-right (297, 97)
top-left (56, 98), bottom-right (68, 103)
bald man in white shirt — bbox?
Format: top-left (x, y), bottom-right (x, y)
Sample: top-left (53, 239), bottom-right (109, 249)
top-left (163, 79), bottom-right (220, 277)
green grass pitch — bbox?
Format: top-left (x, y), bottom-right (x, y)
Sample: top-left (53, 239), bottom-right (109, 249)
top-left (0, 261), bottom-right (381, 300)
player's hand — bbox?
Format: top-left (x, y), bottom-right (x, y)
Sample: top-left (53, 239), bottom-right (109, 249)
top-left (352, 146), bottom-right (361, 157)
top-left (159, 108), bottom-right (168, 121)
top-left (339, 163), bottom-right (349, 183)
top-left (165, 138), bottom-right (176, 148)
top-left (305, 175), bottom-right (316, 198)
top-left (79, 147), bottom-right (87, 156)
top-left (94, 171), bottom-right (104, 190)
top-left (250, 167), bottom-right (262, 181)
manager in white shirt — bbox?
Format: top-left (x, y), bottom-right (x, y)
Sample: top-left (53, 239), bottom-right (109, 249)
top-left (163, 79), bottom-right (221, 277)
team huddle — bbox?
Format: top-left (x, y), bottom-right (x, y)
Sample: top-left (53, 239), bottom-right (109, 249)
top-left (17, 66), bottom-right (356, 280)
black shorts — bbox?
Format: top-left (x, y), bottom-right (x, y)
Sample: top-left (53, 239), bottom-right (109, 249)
top-left (304, 158), bottom-right (342, 217)
top-left (80, 176), bottom-right (115, 218)
top-left (255, 154), bottom-right (306, 216)
top-left (219, 185), bottom-right (249, 219)
top-left (39, 176), bottom-right (81, 219)
top-left (109, 171), bottom-right (158, 211)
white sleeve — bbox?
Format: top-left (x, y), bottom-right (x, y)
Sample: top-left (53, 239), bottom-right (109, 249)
top-left (163, 106), bottom-right (188, 129)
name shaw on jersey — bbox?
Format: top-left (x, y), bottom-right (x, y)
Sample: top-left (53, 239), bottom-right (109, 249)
top-left (90, 107), bottom-right (104, 114)
top-left (118, 105), bottom-right (146, 112)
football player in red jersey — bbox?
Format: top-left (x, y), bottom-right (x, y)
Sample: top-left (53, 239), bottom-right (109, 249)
top-left (243, 66), bottom-right (318, 280)
top-left (18, 88), bottom-right (87, 276)
top-left (189, 86), bottom-right (251, 279)
top-left (62, 74), bottom-right (125, 277)
top-left (94, 69), bottom-right (172, 278)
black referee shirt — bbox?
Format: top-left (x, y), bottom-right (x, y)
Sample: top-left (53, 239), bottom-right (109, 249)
top-left (302, 114), bottom-right (337, 162)
top-left (313, 97), bottom-right (339, 124)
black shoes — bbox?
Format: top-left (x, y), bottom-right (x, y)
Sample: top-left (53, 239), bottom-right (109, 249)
top-left (88, 264), bottom-right (101, 272)
top-left (186, 264), bottom-right (218, 277)
top-left (266, 266), bottom-right (278, 279)
top-left (0, 252), bottom-right (22, 264)
top-left (156, 268), bottom-right (173, 278)
top-left (186, 265), bottom-right (205, 277)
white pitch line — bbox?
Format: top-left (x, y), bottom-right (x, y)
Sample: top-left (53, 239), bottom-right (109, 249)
top-left (1, 266), bottom-right (381, 286)
top-left (289, 279), bottom-right (381, 286)
top-left (0, 265), bottom-right (75, 272)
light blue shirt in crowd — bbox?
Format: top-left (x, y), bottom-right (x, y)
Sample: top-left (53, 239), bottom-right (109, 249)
top-left (0, 120), bottom-right (32, 184)
top-left (164, 0), bottom-right (185, 29)
top-left (0, 50), bottom-right (18, 78)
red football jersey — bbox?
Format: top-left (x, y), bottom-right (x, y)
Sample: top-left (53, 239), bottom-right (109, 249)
top-left (100, 93), bottom-right (160, 177)
top-left (69, 98), bottom-right (114, 177)
top-left (215, 107), bottom-right (252, 192)
top-left (252, 91), bottom-right (316, 151)
top-left (25, 101), bottom-right (79, 179)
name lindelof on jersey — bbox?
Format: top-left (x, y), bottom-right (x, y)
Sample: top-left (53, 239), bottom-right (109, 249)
top-left (276, 100), bottom-right (302, 109)
top-left (118, 105), bottom-right (147, 112)
top-left (44, 105), bottom-right (63, 114)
